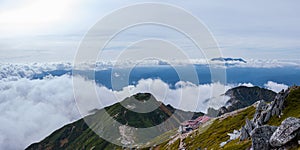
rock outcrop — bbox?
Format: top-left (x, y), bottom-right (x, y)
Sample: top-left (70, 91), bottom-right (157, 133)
top-left (240, 126), bottom-right (249, 141)
top-left (270, 117), bottom-right (300, 147)
top-left (237, 87), bottom-right (300, 149)
top-left (240, 118), bottom-right (255, 140)
top-left (240, 89), bottom-right (289, 142)
top-left (251, 125), bottom-right (277, 150)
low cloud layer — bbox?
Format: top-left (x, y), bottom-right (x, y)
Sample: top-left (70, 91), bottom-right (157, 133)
top-left (0, 73), bottom-right (289, 149)
top-left (1, 59), bottom-right (300, 80)
top-left (264, 81), bottom-right (289, 93)
top-left (0, 62), bottom-right (72, 80)
top-left (0, 75), bottom-right (79, 149)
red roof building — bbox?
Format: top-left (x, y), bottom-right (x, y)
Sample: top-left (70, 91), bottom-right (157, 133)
top-left (179, 116), bottom-right (211, 133)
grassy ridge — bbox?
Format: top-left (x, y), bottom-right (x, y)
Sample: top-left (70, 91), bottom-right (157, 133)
top-left (164, 106), bottom-right (256, 149)
top-left (163, 87), bottom-right (300, 149)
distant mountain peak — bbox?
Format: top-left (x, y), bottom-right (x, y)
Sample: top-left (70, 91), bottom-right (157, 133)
top-left (211, 57), bottom-right (247, 63)
top-left (207, 86), bottom-right (276, 117)
top-left (133, 93), bottom-right (152, 102)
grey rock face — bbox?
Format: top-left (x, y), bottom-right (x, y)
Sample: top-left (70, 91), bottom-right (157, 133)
top-left (270, 90), bottom-right (288, 117)
top-left (270, 117), bottom-right (300, 147)
top-left (251, 125), bottom-right (277, 150)
top-left (256, 100), bottom-right (268, 111)
top-left (240, 127), bottom-right (250, 141)
top-left (245, 118), bottom-right (254, 134)
top-left (252, 100), bottom-right (267, 126)
top-left (272, 107), bottom-right (280, 116)
top-left (263, 110), bottom-right (271, 123)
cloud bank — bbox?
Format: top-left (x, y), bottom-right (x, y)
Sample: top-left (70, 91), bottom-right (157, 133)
top-left (1, 59), bottom-right (300, 80)
top-left (0, 75), bottom-right (79, 150)
top-left (264, 81), bottom-right (289, 93)
top-left (0, 62), bottom-right (72, 80)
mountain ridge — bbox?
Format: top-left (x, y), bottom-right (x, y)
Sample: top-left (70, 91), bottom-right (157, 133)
top-left (26, 93), bottom-right (203, 150)
top-left (158, 86), bottom-right (300, 150)
top-left (26, 86), bottom-right (299, 150)
top-left (207, 86), bottom-right (276, 117)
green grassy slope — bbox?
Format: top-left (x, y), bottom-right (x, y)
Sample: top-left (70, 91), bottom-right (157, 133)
top-left (182, 106), bottom-right (255, 150)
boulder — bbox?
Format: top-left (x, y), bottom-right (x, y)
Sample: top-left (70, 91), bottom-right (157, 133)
top-left (270, 117), bottom-right (300, 147)
top-left (251, 125), bottom-right (277, 150)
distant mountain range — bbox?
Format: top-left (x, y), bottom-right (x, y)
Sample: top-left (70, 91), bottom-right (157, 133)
top-left (26, 86), bottom-right (300, 150)
top-left (211, 57), bottom-right (247, 63)
top-left (207, 86), bottom-right (276, 117)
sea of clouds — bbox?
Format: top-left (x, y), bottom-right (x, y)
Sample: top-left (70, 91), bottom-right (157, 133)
top-left (0, 62), bottom-right (291, 150)
top-left (1, 58), bottom-right (300, 80)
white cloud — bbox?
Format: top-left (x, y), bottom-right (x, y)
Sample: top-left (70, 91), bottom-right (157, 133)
top-left (229, 59), bottom-right (300, 68)
top-left (0, 75), bottom-right (79, 150)
top-left (75, 77), bottom-right (231, 114)
top-left (0, 62), bottom-right (72, 80)
top-left (95, 78), bottom-right (232, 113)
top-left (264, 81), bottom-right (288, 93)
top-left (238, 82), bottom-right (254, 87)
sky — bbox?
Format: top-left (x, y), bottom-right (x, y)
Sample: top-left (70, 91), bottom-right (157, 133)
top-left (0, 0), bottom-right (300, 62)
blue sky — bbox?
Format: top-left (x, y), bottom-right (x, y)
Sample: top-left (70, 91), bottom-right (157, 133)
top-left (0, 0), bottom-right (300, 62)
